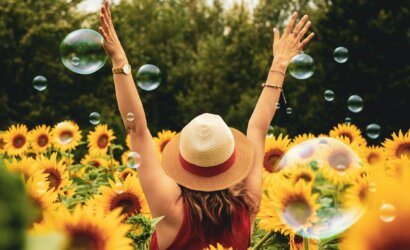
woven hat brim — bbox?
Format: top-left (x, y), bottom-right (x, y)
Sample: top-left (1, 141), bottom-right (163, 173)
top-left (162, 128), bottom-right (255, 191)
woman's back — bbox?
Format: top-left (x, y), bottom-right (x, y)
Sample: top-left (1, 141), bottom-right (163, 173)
top-left (150, 200), bottom-right (250, 250)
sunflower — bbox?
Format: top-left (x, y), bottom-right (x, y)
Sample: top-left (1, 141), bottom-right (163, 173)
top-left (125, 133), bottom-right (131, 150)
top-left (385, 155), bottom-right (410, 179)
top-left (341, 165), bottom-right (410, 250)
top-left (258, 181), bottom-right (320, 235)
top-left (289, 133), bottom-right (316, 149)
top-left (52, 120), bottom-right (82, 151)
top-left (115, 168), bottom-right (137, 181)
top-left (329, 123), bottom-right (367, 146)
top-left (40, 205), bottom-right (133, 250)
top-left (87, 124), bottom-right (116, 156)
top-left (289, 232), bottom-right (319, 250)
top-left (383, 129), bottom-right (410, 160)
top-left (263, 134), bottom-right (291, 173)
top-left (95, 175), bottom-right (150, 218)
top-left (0, 132), bottom-right (6, 154)
top-left (81, 154), bottom-right (109, 168)
top-left (360, 145), bottom-right (386, 167)
top-left (153, 130), bottom-right (177, 154)
top-left (205, 243), bottom-right (233, 250)
top-left (5, 157), bottom-right (38, 180)
top-left (28, 125), bottom-right (52, 154)
top-left (287, 166), bottom-right (316, 185)
top-left (342, 176), bottom-right (371, 210)
top-left (3, 124), bottom-right (29, 156)
top-left (36, 153), bottom-right (70, 194)
top-left (26, 172), bottom-right (58, 224)
top-left (320, 142), bottom-right (362, 185)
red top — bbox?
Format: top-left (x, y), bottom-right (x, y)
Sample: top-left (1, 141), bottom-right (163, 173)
top-left (150, 202), bottom-right (251, 250)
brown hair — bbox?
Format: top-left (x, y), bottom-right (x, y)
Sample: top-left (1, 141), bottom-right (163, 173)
top-left (180, 181), bottom-right (254, 239)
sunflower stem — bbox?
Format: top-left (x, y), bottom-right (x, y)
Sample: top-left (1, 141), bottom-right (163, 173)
top-left (109, 144), bottom-right (114, 174)
top-left (253, 231), bottom-right (274, 249)
top-left (304, 236), bottom-right (310, 250)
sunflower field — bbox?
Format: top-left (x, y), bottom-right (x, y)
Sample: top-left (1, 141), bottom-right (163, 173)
top-left (0, 121), bottom-right (409, 250)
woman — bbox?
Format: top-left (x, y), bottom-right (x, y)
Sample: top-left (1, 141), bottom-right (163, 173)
top-left (99, 1), bottom-right (314, 249)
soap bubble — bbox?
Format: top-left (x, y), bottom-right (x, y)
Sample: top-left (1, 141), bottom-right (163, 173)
top-left (89, 112), bottom-right (101, 125)
top-left (60, 29), bottom-right (107, 75)
top-left (345, 117), bottom-right (352, 124)
top-left (286, 107), bottom-right (293, 114)
top-left (288, 53), bottom-right (315, 80)
top-left (379, 203), bottom-right (396, 223)
top-left (136, 64), bottom-right (161, 91)
top-left (366, 123), bottom-right (381, 139)
top-left (127, 151), bottom-right (142, 169)
top-left (126, 112), bottom-right (135, 122)
top-left (347, 95), bottom-right (363, 113)
top-left (333, 47), bottom-right (349, 63)
top-left (33, 75), bottom-right (47, 91)
top-left (324, 90), bottom-right (335, 102)
top-left (273, 137), bottom-right (365, 240)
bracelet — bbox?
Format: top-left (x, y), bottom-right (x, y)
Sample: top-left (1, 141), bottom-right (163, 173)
top-left (269, 68), bottom-right (286, 77)
top-left (261, 82), bottom-right (283, 89)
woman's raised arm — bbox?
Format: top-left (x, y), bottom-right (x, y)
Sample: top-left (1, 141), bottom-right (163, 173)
top-left (245, 12), bottom-right (315, 216)
top-left (99, 0), bottom-right (181, 219)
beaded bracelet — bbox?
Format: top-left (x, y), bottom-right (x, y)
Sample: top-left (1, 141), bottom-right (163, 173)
top-left (261, 82), bottom-right (287, 104)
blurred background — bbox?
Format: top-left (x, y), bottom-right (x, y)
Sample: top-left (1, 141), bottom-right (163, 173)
top-left (0, 0), bottom-right (409, 144)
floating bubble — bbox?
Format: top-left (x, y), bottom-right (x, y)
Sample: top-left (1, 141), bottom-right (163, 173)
top-left (126, 112), bottom-right (135, 122)
top-left (286, 107), bottom-right (293, 114)
top-left (267, 125), bottom-right (274, 137)
top-left (288, 53), bottom-right (315, 80)
top-left (324, 90), bottom-right (335, 101)
top-left (275, 102), bottom-right (280, 110)
top-left (345, 117), bottom-right (352, 124)
top-left (114, 183), bottom-right (124, 194)
top-left (55, 131), bottom-right (73, 145)
top-left (276, 137), bottom-right (365, 240)
top-left (333, 47), bottom-right (349, 63)
top-left (89, 112), bottom-right (101, 125)
top-left (347, 95), bottom-right (363, 113)
top-left (33, 75), bottom-right (47, 91)
top-left (366, 123), bottom-right (381, 139)
top-left (368, 182), bottom-right (377, 192)
top-left (60, 29), bottom-right (107, 75)
top-left (379, 203), bottom-right (396, 223)
top-left (136, 64), bottom-right (161, 91)
top-left (127, 151), bottom-right (142, 169)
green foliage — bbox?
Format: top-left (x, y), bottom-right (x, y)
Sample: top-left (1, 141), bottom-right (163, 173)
top-left (0, 0), bottom-right (408, 143)
top-left (0, 160), bottom-right (35, 250)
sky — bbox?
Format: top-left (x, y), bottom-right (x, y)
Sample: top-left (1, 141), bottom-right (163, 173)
top-left (78, 0), bottom-right (259, 12)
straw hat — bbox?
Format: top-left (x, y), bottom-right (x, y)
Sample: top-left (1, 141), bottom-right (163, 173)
top-left (162, 113), bottom-right (255, 191)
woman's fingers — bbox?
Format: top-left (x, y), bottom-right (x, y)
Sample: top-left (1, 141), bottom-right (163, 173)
top-left (99, 26), bottom-right (109, 43)
top-left (292, 15), bottom-right (309, 35)
top-left (273, 28), bottom-right (280, 46)
top-left (300, 32), bottom-right (315, 49)
top-left (105, 0), bottom-right (111, 19)
top-left (283, 12), bottom-right (298, 37)
top-left (296, 21), bottom-right (311, 41)
top-left (100, 11), bottom-right (112, 38)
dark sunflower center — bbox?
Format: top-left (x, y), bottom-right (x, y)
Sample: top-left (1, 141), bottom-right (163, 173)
top-left (110, 192), bottom-right (142, 217)
top-left (44, 168), bottom-right (62, 191)
top-left (68, 228), bottom-right (104, 250)
top-left (283, 198), bottom-right (312, 227)
top-left (0, 138), bottom-right (5, 149)
top-left (297, 173), bottom-right (312, 183)
top-left (396, 143), bottom-right (410, 158)
top-left (294, 234), bottom-right (304, 244)
top-left (339, 132), bottom-right (353, 143)
top-left (263, 149), bottom-right (284, 173)
top-left (159, 139), bottom-right (171, 152)
top-left (59, 130), bottom-right (73, 144)
top-left (90, 160), bottom-right (101, 167)
top-left (120, 171), bottom-right (131, 180)
top-left (329, 151), bottom-right (352, 171)
top-left (97, 134), bottom-right (109, 149)
top-left (12, 135), bottom-right (26, 149)
top-left (367, 153), bottom-right (380, 164)
top-left (37, 134), bottom-right (49, 147)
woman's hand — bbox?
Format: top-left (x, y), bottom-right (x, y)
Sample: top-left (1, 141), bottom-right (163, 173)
top-left (99, 0), bottom-right (126, 64)
top-left (271, 12), bottom-right (315, 71)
